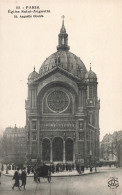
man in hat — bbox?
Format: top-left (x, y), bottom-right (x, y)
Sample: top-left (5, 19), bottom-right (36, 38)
top-left (20, 167), bottom-right (27, 190)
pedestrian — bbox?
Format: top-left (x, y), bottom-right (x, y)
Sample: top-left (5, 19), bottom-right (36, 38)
top-left (20, 167), bottom-right (26, 190)
top-left (56, 164), bottom-right (59, 173)
top-left (27, 166), bottom-right (30, 175)
top-left (62, 164), bottom-right (65, 171)
top-left (81, 166), bottom-right (84, 173)
top-left (69, 164), bottom-right (71, 171)
top-left (66, 164), bottom-right (68, 171)
top-left (12, 168), bottom-right (21, 190)
top-left (72, 163), bottom-right (74, 171)
top-left (51, 163), bottom-right (55, 173)
top-left (90, 166), bottom-right (92, 172)
top-left (60, 164), bottom-right (63, 172)
top-left (34, 169), bottom-right (37, 182)
top-left (0, 169), bottom-right (1, 184)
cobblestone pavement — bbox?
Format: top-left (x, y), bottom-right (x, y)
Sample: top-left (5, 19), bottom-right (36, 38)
top-left (0, 168), bottom-right (122, 195)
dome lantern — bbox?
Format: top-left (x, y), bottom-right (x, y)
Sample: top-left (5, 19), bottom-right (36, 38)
top-left (57, 15), bottom-right (70, 51)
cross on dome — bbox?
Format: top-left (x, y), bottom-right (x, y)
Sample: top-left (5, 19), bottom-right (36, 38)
top-left (90, 63), bottom-right (92, 70)
top-left (61, 15), bottom-right (65, 20)
top-left (61, 15), bottom-right (65, 28)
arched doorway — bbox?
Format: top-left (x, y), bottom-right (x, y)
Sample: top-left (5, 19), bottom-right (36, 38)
top-left (52, 137), bottom-right (63, 161)
top-left (42, 138), bottom-right (50, 161)
top-left (65, 138), bottom-right (73, 161)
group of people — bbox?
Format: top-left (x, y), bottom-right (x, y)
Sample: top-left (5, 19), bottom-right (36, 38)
top-left (52, 163), bottom-right (75, 173)
top-left (12, 167), bottom-right (26, 191)
top-left (26, 163), bottom-right (75, 175)
top-left (11, 162), bottom-right (90, 189)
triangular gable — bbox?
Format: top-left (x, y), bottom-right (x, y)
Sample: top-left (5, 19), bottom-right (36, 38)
top-left (30, 66), bottom-right (83, 85)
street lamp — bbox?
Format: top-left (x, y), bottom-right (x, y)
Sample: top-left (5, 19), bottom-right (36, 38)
top-left (95, 157), bottom-right (97, 172)
top-left (89, 150), bottom-right (92, 170)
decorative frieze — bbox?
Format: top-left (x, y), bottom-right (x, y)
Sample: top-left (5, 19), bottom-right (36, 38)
top-left (40, 120), bottom-right (75, 130)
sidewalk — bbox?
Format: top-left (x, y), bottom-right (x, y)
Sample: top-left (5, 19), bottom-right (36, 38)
top-left (2, 168), bottom-right (99, 177)
top-left (2, 167), bottom-right (117, 177)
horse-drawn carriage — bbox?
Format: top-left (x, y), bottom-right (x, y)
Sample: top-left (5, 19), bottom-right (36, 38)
top-left (34, 164), bottom-right (51, 183)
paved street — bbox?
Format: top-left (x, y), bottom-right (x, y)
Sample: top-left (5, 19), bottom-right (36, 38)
top-left (0, 168), bottom-right (122, 195)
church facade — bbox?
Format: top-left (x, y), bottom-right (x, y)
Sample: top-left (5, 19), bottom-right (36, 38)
top-left (25, 18), bottom-right (100, 166)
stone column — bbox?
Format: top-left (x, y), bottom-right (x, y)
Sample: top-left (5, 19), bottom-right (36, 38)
top-left (50, 140), bottom-right (53, 162)
top-left (73, 141), bottom-right (75, 163)
top-left (78, 87), bottom-right (84, 113)
top-left (81, 89), bottom-right (84, 109)
top-left (35, 88), bottom-right (37, 107)
top-left (90, 130), bottom-right (92, 155)
top-left (40, 140), bottom-right (42, 162)
top-left (63, 140), bottom-right (66, 163)
top-left (29, 120), bottom-right (32, 155)
top-left (31, 89), bottom-right (35, 108)
top-left (37, 119), bottom-right (40, 161)
top-left (84, 121), bottom-right (87, 162)
top-left (87, 85), bottom-right (89, 99)
top-left (75, 120), bottom-right (79, 161)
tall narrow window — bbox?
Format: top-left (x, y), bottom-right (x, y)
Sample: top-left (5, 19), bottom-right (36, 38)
top-left (62, 38), bottom-right (64, 44)
top-left (89, 84), bottom-right (93, 98)
top-left (32, 133), bottom-right (37, 141)
top-left (32, 121), bottom-right (37, 130)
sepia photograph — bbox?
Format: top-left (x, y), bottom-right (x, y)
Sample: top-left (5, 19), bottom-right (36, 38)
top-left (0, 0), bottom-right (122, 194)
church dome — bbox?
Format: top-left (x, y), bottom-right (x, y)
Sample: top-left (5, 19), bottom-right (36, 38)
top-left (39, 17), bottom-right (87, 79)
top-left (39, 50), bottom-right (87, 78)
top-left (28, 67), bottom-right (39, 82)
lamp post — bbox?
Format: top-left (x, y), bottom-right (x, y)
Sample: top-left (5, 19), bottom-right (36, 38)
top-left (89, 150), bottom-right (92, 172)
top-left (94, 133), bottom-right (97, 172)
top-left (89, 150), bottom-right (92, 163)
top-left (6, 163), bottom-right (8, 174)
top-left (95, 157), bottom-right (97, 172)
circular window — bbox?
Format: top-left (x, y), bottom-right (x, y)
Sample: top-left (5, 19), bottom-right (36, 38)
top-left (47, 90), bottom-right (69, 113)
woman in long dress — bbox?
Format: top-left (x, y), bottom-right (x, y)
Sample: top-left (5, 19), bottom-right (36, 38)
top-left (12, 168), bottom-right (21, 190)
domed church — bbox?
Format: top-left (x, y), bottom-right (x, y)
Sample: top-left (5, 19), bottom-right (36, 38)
top-left (25, 17), bottom-right (100, 166)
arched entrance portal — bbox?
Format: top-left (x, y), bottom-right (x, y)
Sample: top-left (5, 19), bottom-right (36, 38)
top-left (52, 137), bottom-right (63, 161)
top-left (65, 138), bottom-right (73, 161)
top-left (42, 138), bottom-right (50, 161)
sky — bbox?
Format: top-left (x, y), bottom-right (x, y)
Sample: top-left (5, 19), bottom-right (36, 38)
top-left (0, 0), bottom-right (122, 140)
